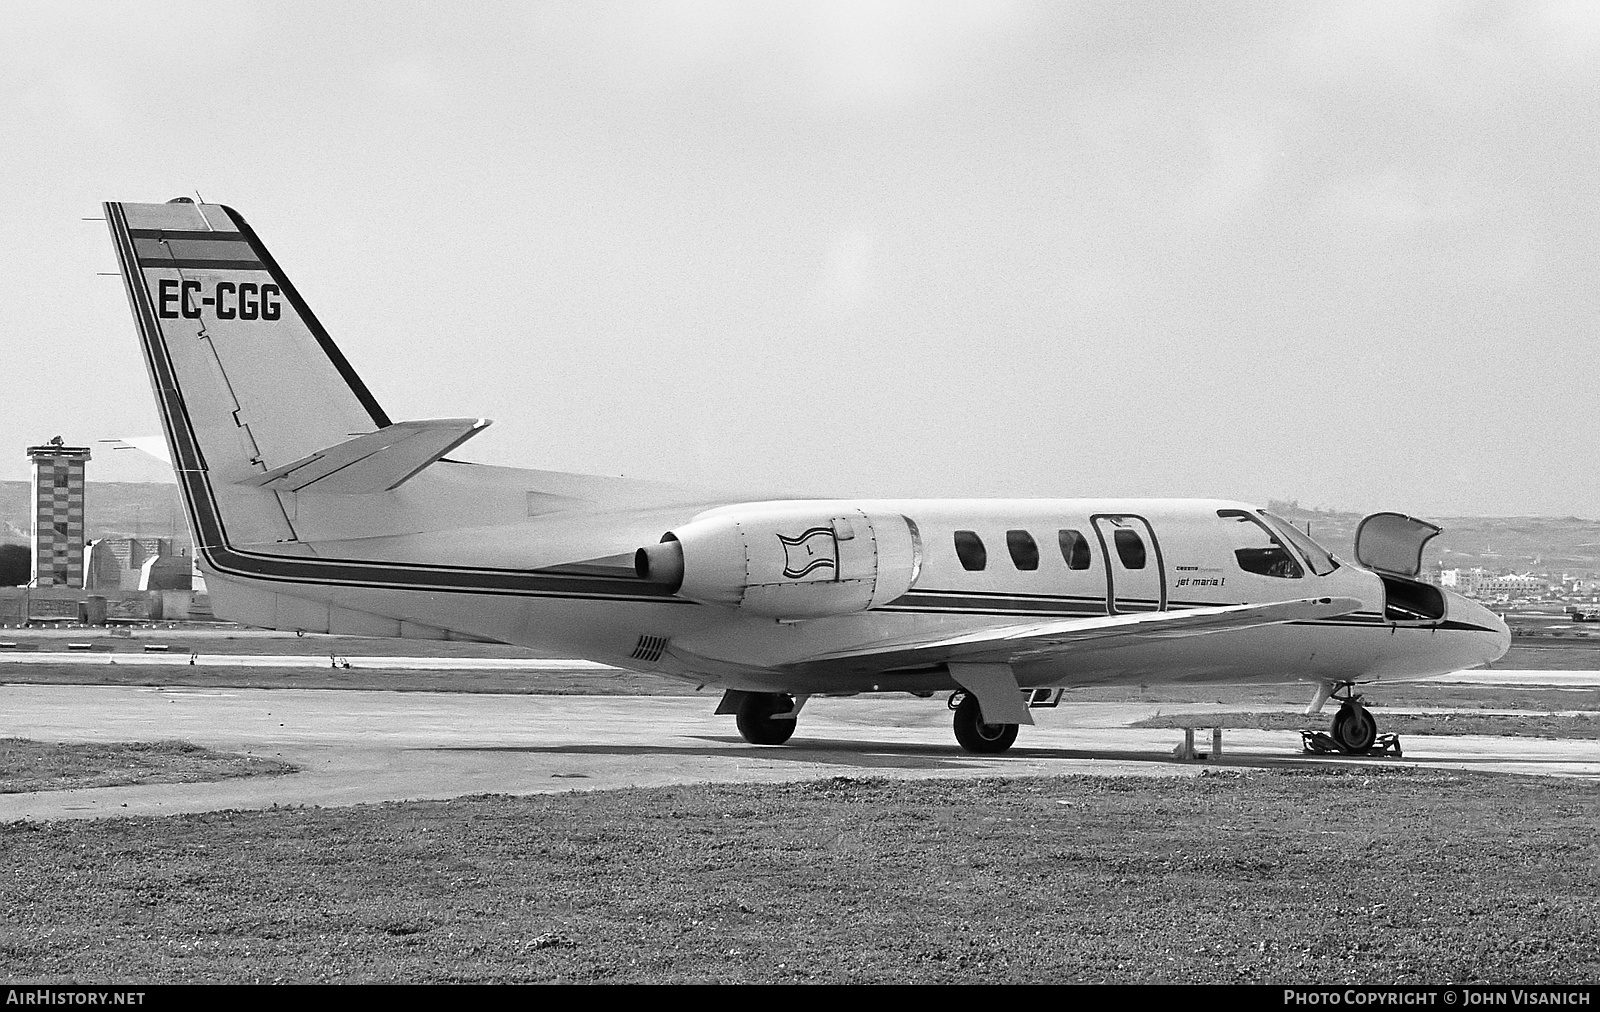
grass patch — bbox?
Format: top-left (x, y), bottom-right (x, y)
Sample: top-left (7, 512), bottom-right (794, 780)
top-left (1361, 685), bottom-right (1600, 711)
top-left (0, 630), bottom-right (542, 659)
top-left (0, 664), bottom-right (709, 696)
top-left (1074, 682), bottom-right (1600, 712)
top-left (0, 739), bottom-right (296, 794)
top-left (0, 773), bottom-right (1596, 983)
top-left (1503, 641), bottom-right (1600, 670)
top-left (1131, 711), bottom-right (1600, 738)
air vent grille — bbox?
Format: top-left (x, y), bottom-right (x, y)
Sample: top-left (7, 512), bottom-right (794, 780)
top-left (630, 634), bottom-right (670, 663)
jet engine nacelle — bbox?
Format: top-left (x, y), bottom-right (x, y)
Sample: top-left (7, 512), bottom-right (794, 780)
top-left (635, 507), bottom-right (923, 620)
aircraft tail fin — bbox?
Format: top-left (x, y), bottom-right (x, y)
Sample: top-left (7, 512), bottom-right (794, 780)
top-left (105, 198), bottom-right (399, 547)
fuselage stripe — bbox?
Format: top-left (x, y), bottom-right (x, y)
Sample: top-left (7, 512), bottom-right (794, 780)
top-left (136, 258), bottom-right (268, 270)
top-left (127, 229), bottom-right (247, 241)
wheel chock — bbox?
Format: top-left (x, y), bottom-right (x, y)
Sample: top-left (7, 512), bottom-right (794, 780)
top-left (1300, 730), bottom-right (1404, 758)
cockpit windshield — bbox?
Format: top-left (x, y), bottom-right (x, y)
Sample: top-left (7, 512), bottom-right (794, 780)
top-left (1217, 509), bottom-right (1303, 578)
top-left (1259, 512), bottom-right (1341, 576)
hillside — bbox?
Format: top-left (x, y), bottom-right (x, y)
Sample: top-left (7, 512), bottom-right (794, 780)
top-left (1269, 502), bottom-right (1600, 577)
top-left (0, 480), bottom-right (189, 552)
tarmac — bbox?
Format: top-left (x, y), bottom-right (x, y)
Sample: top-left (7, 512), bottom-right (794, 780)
top-left (1, 667), bottom-right (1597, 822)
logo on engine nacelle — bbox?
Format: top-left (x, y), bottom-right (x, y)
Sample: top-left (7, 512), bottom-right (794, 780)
top-left (777, 527), bottom-right (837, 580)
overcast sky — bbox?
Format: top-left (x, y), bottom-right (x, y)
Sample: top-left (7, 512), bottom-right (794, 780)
top-left (3, 1), bottom-right (1598, 516)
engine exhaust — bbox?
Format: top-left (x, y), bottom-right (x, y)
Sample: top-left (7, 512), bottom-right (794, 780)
top-left (634, 535), bottom-right (685, 593)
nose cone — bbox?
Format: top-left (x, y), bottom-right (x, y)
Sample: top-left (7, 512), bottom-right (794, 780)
top-left (1446, 590), bottom-right (1511, 666)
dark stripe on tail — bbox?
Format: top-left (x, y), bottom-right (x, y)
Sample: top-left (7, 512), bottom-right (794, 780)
top-left (221, 205), bottom-right (392, 429)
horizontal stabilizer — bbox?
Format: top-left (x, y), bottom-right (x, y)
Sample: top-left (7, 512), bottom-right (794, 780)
top-left (243, 418), bottom-right (490, 494)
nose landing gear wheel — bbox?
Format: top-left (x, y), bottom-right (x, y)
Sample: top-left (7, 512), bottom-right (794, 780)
top-left (1331, 702), bottom-right (1377, 753)
top-left (736, 692), bottom-right (797, 746)
top-left (952, 694), bottom-right (1019, 754)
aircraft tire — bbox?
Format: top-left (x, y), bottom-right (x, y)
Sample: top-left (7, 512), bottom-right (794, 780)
top-left (736, 692), bottom-right (797, 746)
top-left (952, 694), bottom-right (1018, 754)
top-left (1331, 703), bottom-right (1377, 754)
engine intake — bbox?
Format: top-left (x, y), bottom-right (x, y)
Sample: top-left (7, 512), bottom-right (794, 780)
top-left (635, 506), bottom-right (922, 620)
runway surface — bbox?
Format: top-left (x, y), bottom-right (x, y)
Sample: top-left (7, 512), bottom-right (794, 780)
top-left (2, 666), bottom-right (1598, 821)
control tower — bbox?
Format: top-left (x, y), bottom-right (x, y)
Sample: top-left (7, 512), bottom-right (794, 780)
top-left (27, 437), bottom-right (91, 587)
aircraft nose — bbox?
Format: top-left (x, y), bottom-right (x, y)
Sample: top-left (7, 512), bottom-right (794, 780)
top-left (1447, 590), bottom-right (1511, 664)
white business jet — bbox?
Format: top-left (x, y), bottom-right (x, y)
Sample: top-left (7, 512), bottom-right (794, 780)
top-left (104, 199), bottom-right (1509, 755)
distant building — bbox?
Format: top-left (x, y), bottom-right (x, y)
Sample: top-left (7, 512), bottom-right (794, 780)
top-left (27, 438), bottom-right (90, 588)
top-left (1555, 573), bottom-right (1600, 596)
top-left (1440, 567), bottom-right (1546, 599)
top-left (1482, 573), bottom-right (1548, 597)
top-left (84, 537), bottom-right (193, 592)
top-left (1439, 568), bottom-right (1481, 594)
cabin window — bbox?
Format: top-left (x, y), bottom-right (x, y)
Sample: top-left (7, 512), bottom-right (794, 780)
top-left (953, 530), bottom-right (987, 571)
top-left (1218, 509), bottom-right (1304, 579)
top-left (1113, 529), bottom-right (1146, 570)
top-left (1058, 529), bottom-right (1091, 570)
top-left (1006, 530), bottom-right (1039, 571)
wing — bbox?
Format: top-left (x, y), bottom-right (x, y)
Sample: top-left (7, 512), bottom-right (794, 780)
top-left (802, 596), bottom-right (1364, 669)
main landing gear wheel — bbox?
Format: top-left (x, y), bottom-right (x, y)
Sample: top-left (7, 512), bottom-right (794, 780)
top-left (736, 692), bottom-right (797, 746)
top-left (1331, 702), bottom-right (1378, 754)
top-left (952, 694), bottom-right (1019, 755)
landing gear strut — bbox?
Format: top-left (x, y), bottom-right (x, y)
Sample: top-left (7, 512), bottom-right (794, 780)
top-left (950, 692), bottom-right (1018, 754)
top-left (735, 692), bottom-right (797, 746)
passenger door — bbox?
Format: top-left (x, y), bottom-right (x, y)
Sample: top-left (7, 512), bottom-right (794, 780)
top-left (1091, 514), bottom-right (1165, 614)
